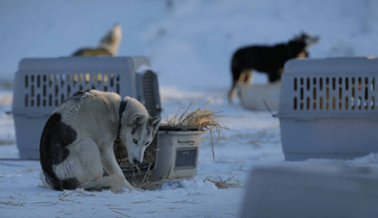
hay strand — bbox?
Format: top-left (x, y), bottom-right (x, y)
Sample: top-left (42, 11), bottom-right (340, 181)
top-left (204, 175), bottom-right (241, 189)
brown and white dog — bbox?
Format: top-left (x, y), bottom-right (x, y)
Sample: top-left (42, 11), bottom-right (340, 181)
top-left (72, 23), bottom-right (122, 57)
top-left (39, 90), bottom-right (161, 192)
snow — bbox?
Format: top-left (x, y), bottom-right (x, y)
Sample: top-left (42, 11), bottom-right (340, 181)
top-left (1, 0), bottom-right (378, 217)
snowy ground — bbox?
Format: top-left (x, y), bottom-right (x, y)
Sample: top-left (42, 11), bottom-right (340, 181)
top-left (1, 87), bottom-right (378, 217)
top-left (0, 87), bottom-right (282, 218)
top-left (1, 0), bottom-right (378, 217)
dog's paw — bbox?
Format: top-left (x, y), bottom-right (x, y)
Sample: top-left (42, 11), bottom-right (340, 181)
top-left (131, 187), bottom-right (144, 192)
top-left (113, 187), bottom-right (131, 194)
top-left (121, 177), bottom-right (134, 189)
top-left (123, 181), bottom-right (135, 191)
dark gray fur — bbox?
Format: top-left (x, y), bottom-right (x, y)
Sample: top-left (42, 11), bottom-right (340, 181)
top-left (39, 113), bottom-right (79, 190)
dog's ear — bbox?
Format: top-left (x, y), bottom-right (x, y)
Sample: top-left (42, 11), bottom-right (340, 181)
top-left (150, 116), bottom-right (161, 129)
top-left (127, 113), bottom-right (146, 127)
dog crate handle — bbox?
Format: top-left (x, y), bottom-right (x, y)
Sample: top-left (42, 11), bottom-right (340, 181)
top-left (178, 140), bottom-right (195, 146)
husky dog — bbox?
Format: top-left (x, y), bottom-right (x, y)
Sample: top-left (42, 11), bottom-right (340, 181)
top-left (72, 23), bottom-right (122, 57)
top-left (39, 90), bottom-right (161, 192)
top-left (228, 32), bottom-right (319, 104)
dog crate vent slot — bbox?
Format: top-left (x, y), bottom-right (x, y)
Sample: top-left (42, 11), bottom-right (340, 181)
top-left (292, 75), bottom-right (378, 111)
top-left (22, 72), bottom-right (123, 108)
top-left (175, 147), bottom-right (197, 169)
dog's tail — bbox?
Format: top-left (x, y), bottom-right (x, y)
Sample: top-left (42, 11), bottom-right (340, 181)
top-left (39, 171), bottom-right (53, 189)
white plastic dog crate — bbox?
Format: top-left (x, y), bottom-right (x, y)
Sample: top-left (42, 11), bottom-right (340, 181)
top-left (123, 126), bottom-right (206, 182)
top-left (240, 163), bottom-right (378, 218)
top-left (278, 57), bottom-right (378, 161)
top-left (12, 57), bottom-right (162, 159)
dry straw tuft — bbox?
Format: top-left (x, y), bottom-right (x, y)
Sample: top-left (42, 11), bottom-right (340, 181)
top-left (164, 102), bottom-right (227, 160)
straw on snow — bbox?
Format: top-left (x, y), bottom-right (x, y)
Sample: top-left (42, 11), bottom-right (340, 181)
top-left (204, 175), bottom-right (241, 189)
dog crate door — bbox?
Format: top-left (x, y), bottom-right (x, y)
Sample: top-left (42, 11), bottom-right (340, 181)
top-left (136, 70), bottom-right (162, 117)
top-left (279, 57), bottom-right (378, 161)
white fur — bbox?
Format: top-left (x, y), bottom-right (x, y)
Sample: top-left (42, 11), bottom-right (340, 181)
top-left (41, 90), bottom-right (161, 192)
top-left (99, 23), bottom-right (122, 56)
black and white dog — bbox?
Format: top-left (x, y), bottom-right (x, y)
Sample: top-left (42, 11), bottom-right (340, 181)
top-left (228, 32), bottom-right (319, 104)
top-left (39, 90), bottom-right (161, 192)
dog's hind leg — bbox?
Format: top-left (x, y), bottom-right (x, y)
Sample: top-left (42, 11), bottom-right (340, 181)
top-left (58, 138), bottom-right (104, 187)
top-left (70, 138), bottom-right (133, 192)
top-left (239, 70), bottom-right (253, 83)
top-left (228, 82), bottom-right (237, 104)
top-left (64, 138), bottom-right (131, 192)
top-left (268, 69), bottom-right (282, 83)
top-left (228, 69), bottom-right (253, 104)
top-left (237, 70), bottom-right (253, 99)
top-left (245, 70), bottom-right (253, 83)
top-left (229, 59), bottom-right (243, 104)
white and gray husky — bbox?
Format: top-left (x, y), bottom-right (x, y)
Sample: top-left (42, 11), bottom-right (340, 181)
top-left (39, 89), bottom-right (161, 192)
